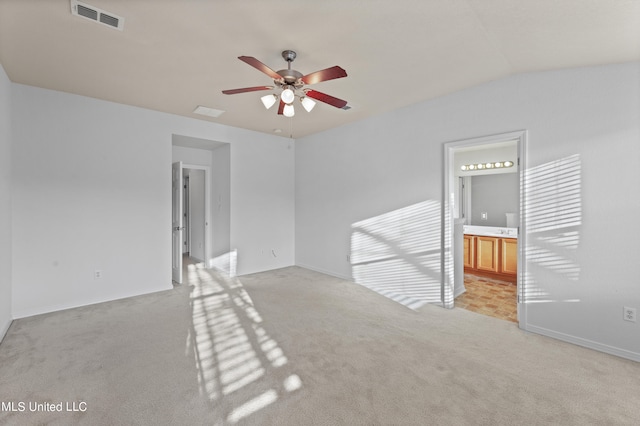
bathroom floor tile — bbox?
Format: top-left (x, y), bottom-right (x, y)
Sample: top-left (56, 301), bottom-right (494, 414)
top-left (456, 274), bottom-right (517, 323)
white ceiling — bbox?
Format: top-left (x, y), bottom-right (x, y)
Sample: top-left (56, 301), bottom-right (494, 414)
top-left (1, 0), bottom-right (638, 138)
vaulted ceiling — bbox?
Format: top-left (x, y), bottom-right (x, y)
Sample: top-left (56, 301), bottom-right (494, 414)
top-left (1, 0), bottom-right (638, 138)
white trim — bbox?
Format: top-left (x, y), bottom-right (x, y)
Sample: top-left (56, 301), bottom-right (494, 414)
top-left (442, 131), bottom-right (527, 326)
top-left (453, 286), bottom-right (466, 299)
top-left (293, 262), bottom-right (354, 282)
top-left (11, 286), bottom-right (174, 319)
top-left (524, 324), bottom-right (640, 363)
top-left (516, 132), bottom-right (528, 326)
top-left (0, 318), bottom-right (12, 344)
top-left (181, 163), bottom-right (212, 270)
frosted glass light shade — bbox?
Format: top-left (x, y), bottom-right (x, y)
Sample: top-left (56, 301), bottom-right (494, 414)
top-left (260, 94), bottom-right (277, 109)
top-left (281, 88), bottom-right (295, 104)
top-left (283, 104), bottom-right (295, 117)
top-left (301, 96), bottom-right (316, 112)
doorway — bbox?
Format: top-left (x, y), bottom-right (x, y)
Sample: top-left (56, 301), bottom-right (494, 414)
top-left (442, 130), bottom-right (527, 327)
top-left (183, 168), bottom-right (207, 262)
top-left (172, 162), bottom-right (211, 285)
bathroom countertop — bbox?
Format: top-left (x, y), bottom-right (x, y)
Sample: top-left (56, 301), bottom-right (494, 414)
top-left (463, 225), bottom-right (518, 238)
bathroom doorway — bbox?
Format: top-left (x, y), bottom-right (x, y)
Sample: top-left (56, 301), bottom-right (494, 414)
top-left (442, 130), bottom-right (528, 327)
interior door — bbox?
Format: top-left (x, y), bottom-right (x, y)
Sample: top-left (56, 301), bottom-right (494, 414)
top-left (172, 161), bottom-right (183, 284)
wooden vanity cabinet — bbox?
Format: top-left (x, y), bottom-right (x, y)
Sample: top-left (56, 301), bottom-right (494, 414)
top-left (500, 238), bottom-right (518, 275)
top-left (464, 235), bottom-right (517, 280)
top-left (476, 236), bottom-right (499, 273)
top-left (463, 235), bottom-right (475, 269)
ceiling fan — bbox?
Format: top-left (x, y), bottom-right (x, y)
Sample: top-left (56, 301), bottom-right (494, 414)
top-left (222, 50), bottom-right (348, 117)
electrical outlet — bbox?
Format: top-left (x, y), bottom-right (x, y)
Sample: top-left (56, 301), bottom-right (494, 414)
top-left (94, 270), bottom-right (102, 280)
top-left (481, 212), bottom-right (488, 220)
top-left (623, 307), bottom-right (636, 322)
top-left (346, 254), bottom-right (351, 262)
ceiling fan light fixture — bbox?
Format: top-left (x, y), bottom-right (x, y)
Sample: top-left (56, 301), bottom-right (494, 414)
top-left (260, 94), bottom-right (277, 109)
top-left (221, 51), bottom-right (349, 119)
top-left (281, 87), bottom-right (295, 104)
top-left (283, 104), bottom-right (295, 117)
top-left (301, 96), bottom-right (316, 112)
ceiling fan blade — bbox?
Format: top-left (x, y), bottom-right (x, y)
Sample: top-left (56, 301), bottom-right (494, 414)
top-left (277, 100), bottom-right (285, 115)
top-left (305, 90), bottom-right (348, 109)
top-left (301, 66), bottom-right (347, 85)
top-left (238, 56), bottom-right (282, 80)
top-left (222, 86), bottom-right (273, 95)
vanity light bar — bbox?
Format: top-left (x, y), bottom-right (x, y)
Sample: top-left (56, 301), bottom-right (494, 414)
top-left (460, 161), bottom-right (514, 172)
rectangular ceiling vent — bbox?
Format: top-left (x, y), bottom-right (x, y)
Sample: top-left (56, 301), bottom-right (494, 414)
top-left (70, 1), bottom-right (124, 31)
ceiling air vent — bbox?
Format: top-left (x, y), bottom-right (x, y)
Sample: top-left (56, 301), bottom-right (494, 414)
top-left (70, 1), bottom-right (124, 31)
top-left (76, 3), bottom-right (97, 20)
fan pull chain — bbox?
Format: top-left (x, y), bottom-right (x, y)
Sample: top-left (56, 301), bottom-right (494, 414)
top-left (289, 116), bottom-right (293, 139)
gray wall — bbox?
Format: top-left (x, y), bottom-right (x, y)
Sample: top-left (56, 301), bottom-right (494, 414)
top-left (0, 63), bottom-right (12, 340)
top-left (295, 61), bottom-right (640, 361)
top-left (470, 173), bottom-right (518, 226)
top-left (211, 144), bottom-right (231, 259)
top-left (10, 82), bottom-right (294, 318)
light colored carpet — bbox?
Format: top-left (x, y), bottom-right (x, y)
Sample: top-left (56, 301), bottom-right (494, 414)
top-left (1, 264), bottom-right (639, 425)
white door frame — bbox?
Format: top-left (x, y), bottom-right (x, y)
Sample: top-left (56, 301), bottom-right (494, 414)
top-left (183, 174), bottom-right (190, 254)
top-left (172, 161), bottom-right (184, 284)
top-left (442, 130), bottom-right (528, 326)
top-left (181, 163), bottom-right (212, 268)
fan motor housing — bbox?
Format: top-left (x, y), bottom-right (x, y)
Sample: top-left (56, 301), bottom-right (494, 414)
top-left (276, 50), bottom-right (304, 88)
top-left (276, 69), bottom-right (303, 87)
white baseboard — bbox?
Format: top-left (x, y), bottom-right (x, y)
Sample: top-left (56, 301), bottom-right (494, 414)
top-left (453, 286), bottom-right (466, 299)
top-left (525, 324), bottom-right (640, 363)
top-left (295, 263), bottom-right (353, 282)
top-left (12, 284), bottom-right (174, 320)
top-left (0, 317), bottom-right (12, 344)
